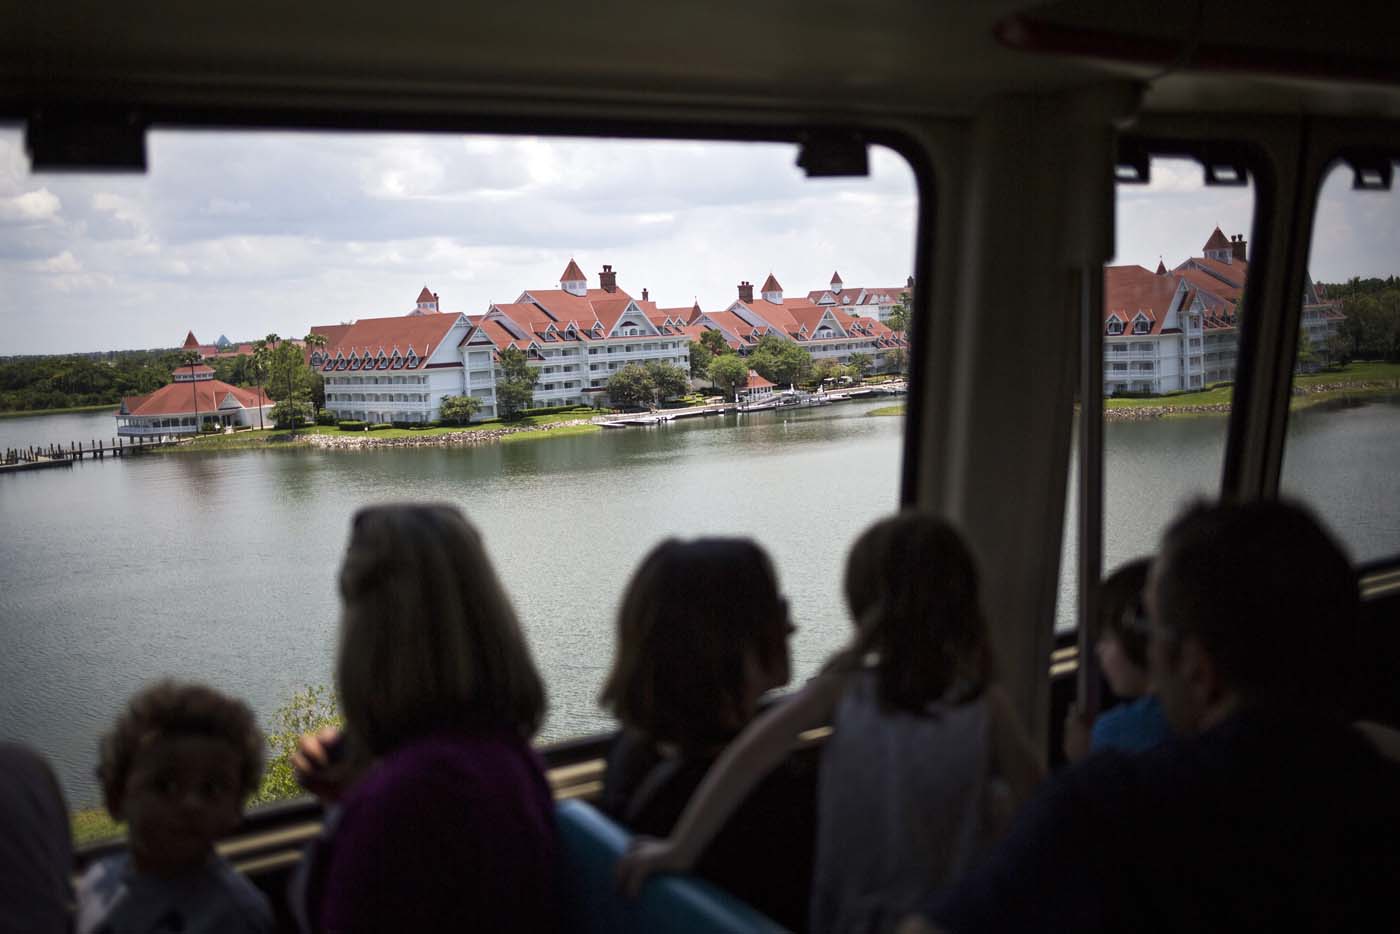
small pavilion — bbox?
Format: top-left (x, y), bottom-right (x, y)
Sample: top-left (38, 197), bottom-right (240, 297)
top-left (116, 364), bottom-right (274, 437)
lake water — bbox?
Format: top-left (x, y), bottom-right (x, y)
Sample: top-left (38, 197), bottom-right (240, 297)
top-left (2, 397), bottom-right (1397, 806)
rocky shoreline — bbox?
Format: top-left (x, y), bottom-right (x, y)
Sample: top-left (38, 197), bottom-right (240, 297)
top-left (294, 418), bottom-right (599, 449)
top-left (1103, 378), bottom-right (1398, 422)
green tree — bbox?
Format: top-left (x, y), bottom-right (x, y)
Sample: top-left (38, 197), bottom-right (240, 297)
top-left (885, 347), bottom-right (909, 374)
top-left (1295, 327), bottom-right (1317, 372)
top-left (688, 339), bottom-right (713, 379)
top-left (252, 685), bottom-right (342, 805)
top-left (708, 354), bottom-right (750, 399)
top-left (251, 340), bottom-right (274, 429)
top-left (303, 333), bottom-right (328, 415)
top-left (811, 358), bottom-right (844, 386)
top-left (1325, 332), bottom-right (1351, 368)
top-left (607, 364), bottom-right (655, 408)
top-left (645, 360), bottom-right (689, 401)
top-left (748, 335), bottom-right (812, 388)
top-left (886, 290), bottom-right (912, 334)
top-left (495, 347), bottom-right (539, 420)
top-left (439, 394), bottom-right (482, 425)
top-left (699, 329), bottom-right (731, 357)
top-left (848, 352), bottom-right (874, 379)
top-left (270, 398), bottom-right (312, 429)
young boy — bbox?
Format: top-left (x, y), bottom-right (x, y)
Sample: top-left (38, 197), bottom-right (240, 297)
top-left (1064, 559), bottom-right (1172, 760)
top-left (77, 680), bottom-right (274, 934)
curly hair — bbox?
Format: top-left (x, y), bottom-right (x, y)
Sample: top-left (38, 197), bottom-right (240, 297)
top-left (98, 680), bottom-right (265, 809)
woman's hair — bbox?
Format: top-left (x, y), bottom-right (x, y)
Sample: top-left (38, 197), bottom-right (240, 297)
top-left (600, 538), bottom-right (788, 750)
top-left (336, 503), bottom-right (545, 755)
top-left (1098, 558), bottom-right (1152, 669)
top-left (98, 680), bottom-right (264, 810)
top-left (840, 512), bottom-right (992, 713)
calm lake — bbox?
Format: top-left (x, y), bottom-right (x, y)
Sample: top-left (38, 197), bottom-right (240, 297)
top-left (2, 397), bottom-right (1397, 806)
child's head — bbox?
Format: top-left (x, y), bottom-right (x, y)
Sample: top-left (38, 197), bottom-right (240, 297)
top-left (1096, 559), bottom-right (1153, 698)
top-left (98, 680), bottom-right (263, 875)
top-left (336, 503), bottom-right (546, 755)
top-left (844, 512), bottom-right (991, 712)
top-left (601, 538), bottom-right (791, 750)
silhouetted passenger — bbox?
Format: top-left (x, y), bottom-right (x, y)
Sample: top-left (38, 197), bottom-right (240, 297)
top-left (1063, 559), bottom-right (1171, 760)
top-left (906, 500), bottom-right (1400, 934)
top-left (77, 681), bottom-right (272, 934)
top-left (599, 538), bottom-right (815, 930)
top-left (0, 744), bottom-right (72, 934)
top-left (292, 504), bottom-right (556, 934)
top-left (618, 513), bottom-right (1044, 933)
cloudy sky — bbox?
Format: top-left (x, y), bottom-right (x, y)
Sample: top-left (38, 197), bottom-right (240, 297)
top-left (0, 128), bottom-right (1393, 356)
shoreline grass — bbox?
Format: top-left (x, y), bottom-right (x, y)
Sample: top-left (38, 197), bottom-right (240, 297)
top-left (500, 423), bottom-right (601, 442)
top-left (867, 404), bottom-right (906, 417)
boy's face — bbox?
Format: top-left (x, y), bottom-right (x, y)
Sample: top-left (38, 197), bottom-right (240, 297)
top-left (114, 734), bottom-right (245, 876)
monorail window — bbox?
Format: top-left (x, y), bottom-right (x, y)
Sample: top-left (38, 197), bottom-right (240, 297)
top-left (0, 128), bottom-right (918, 843)
top-left (1279, 160), bottom-right (1400, 565)
top-left (1058, 156), bottom-right (1253, 628)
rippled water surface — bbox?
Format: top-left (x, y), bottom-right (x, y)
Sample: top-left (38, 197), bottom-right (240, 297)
top-left (2, 397), bottom-right (1397, 805)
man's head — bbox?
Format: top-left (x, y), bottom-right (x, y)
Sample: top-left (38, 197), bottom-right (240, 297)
top-left (1146, 500), bottom-right (1357, 735)
top-left (98, 681), bottom-right (264, 876)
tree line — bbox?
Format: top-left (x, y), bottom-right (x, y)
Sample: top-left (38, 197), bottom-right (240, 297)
top-left (1319, 276), bottom-right (1400, 362)
top-left (0, 349), bottom-right (187, 413)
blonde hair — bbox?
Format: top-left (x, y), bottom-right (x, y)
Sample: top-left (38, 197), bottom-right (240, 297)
top-left (336, 504), bottom-right (545, 755)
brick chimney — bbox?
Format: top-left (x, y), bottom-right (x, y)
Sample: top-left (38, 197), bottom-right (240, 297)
top-left (1231, 234), bottom-right (1247, 262)
top-left (738, 280), bottom-right (754, 303)
top-left (599, 264), bottom-right (617, 293)
top-left (641, 288), bottom-right (649, 302)
top-left (906, 275), bottom-right (914, 289)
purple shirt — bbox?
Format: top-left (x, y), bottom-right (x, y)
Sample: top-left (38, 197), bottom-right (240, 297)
top-left (312, 728), bottom-right (557, 933)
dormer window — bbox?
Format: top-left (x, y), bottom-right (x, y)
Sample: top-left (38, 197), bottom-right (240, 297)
top-left (1107, 319), bottom-right (1124, 336)
top-left (1133, 318), bottom-right (1150, 335)
top-left (377, 356), bottom-right (390, 370)
top-left (405, 354), bottom-right (417, 368)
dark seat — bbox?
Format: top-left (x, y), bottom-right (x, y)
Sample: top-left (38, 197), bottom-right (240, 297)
top-left (555, 799), bottom-right (788, 933)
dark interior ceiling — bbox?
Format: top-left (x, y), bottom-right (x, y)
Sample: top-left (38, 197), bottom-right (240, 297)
top-left (2, 0), bottom-right (1398, 124)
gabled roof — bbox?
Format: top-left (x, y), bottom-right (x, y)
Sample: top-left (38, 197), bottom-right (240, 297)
top-left (830, 271), bottom-right (842, 284)
top-left (416, 286), bottom-right (435, 302)
top-left (308, 313), bottom-right (465, 371)
top-left (742, 370), bottom-right (775, 390)
top-left (760, 273), bottom-right (782, 293)
top-left (1103, 265), bottom-right (1181, 336)
top-left (560, 258), bottom-right (586, 282)
top-left (1203, 227), bottom-right (1232, 252)
top-left (121, 378), bottom-right (270, 417)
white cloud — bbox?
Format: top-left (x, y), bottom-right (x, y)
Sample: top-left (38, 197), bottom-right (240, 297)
top-left (0, 187), bottom-right (61, 222)
top-left (34, 251), bottom-right (81, 273)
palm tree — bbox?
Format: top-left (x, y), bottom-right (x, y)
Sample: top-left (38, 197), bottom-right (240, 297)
top-left (179, 349), bottom-right (202, 434)
top-left (303, 332), bottom-right (328, 418)
top-left (252, 338), bottom-right (274, 430)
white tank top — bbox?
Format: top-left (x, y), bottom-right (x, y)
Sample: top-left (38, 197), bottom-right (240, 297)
top-left (811, 670), bottom-right (996, 934)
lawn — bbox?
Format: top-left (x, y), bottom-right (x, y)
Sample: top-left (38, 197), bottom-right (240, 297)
top-left (867, 404), bottom-right (906, 417)
top-left (1105, 385), bottom-right (1234, 409)
top-left (499, 423), bottom-right (602, 442)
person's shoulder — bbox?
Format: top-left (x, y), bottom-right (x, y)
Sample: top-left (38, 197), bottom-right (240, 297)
top-left (208, 857), bottom-right (275, 932)
top-left (75, 853), bottom-right (128, 929)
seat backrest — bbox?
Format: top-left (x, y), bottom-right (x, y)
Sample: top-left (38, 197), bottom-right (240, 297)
top-left (555, 799), bottom-right (789, 934)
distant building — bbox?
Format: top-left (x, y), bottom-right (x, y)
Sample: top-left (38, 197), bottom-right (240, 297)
top-left (116, 364), bottom-right (273, 437)
top-left (806, 271), bottom-right (913, 323)
top-left (180, 330), bottom-right (263, 360)
top-left (1103, 227), bottom-right (1344, 395)
top-left (462, 261), bottom-right (691, 412)
top-left (737, 370), bottom-right (776, 404)
top-left (410, 286), bottom-right (442, 315)
top-left (688, 274), bottom-right (906, 371)
top-left (311, 311), bottom-right (472, 424)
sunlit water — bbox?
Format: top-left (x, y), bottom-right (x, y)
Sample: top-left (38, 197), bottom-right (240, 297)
top-left (2, 397), bottom-right (1397, 805)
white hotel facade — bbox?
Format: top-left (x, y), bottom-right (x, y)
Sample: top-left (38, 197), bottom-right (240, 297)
top-left (312, 262), bottom-right (691, 422)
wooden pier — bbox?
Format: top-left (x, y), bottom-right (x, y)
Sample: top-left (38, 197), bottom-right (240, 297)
top-left (1, 435), bottom-right (182, 474)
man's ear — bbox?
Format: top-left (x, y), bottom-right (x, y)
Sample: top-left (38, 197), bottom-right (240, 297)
top-left (1177, 635), bottom-right (1225, 710)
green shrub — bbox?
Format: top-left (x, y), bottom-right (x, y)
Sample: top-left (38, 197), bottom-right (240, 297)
top-left (338, 420), bottom-right (366, 431)
top-left (316, 411), bottom-right (338, 426)
top-left (251, 685), bottom-right (343, 806)
top-left (368, 422), bottom-right (392, 431)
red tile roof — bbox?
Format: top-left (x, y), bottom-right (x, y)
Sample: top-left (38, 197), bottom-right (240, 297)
top-left (1203, 226), bottom-right (1231, 252)
top-left (311, 313), bottom-right (464, 370)
top-left (560, 258), bottom-right (586, 283)
top-left (121, 378), bottom-right (270, 417)
top-left (742, 370), bottom-right (775, 390)
top-left (182, 331), bottom-right (200, 349)
top-left (760, 273), bottom-right (782, 293)
top-left (416, 286), bottom-right (435, 302)
top-left (1103, 265), bottom-right (1181, 336)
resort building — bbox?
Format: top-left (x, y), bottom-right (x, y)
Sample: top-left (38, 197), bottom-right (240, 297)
top-left (116, 364), bottom-right (273, 437)
top-left (1103, 227), bottom-right (1344, 395)
top-left (311, 312), bottom-right (473, 423)
top-left (460, 261), bottom-right (691, 411)
top-left (736, 370), bottom-right (776, 404)
top-left (806, 272), bottom-right (913, 323)
top-left (181, 330), bottom-right (259, 360)
top-left (688, 275), bottom-right (907, 371)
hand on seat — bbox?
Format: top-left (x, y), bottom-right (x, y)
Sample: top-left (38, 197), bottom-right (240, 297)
top-left (615, 836), bottom-right (691, 897)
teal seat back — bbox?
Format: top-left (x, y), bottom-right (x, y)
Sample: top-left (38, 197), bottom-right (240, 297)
top-left (555, 799), bottom-right (789, 933)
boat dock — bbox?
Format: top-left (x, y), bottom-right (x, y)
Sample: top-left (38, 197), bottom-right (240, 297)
top-left (1, 436), bottom-right (181, 474)
top-left (600, 403), bottom-right (732, 428)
